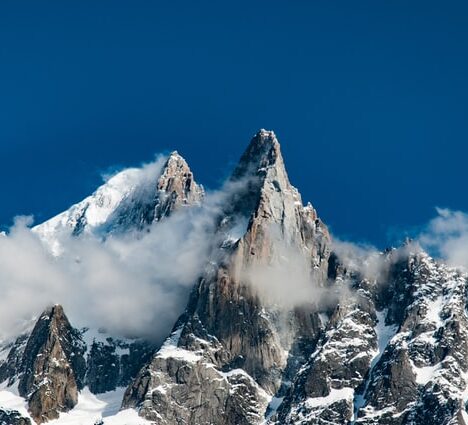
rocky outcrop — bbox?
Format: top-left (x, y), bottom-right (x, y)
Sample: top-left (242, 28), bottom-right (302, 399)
top-left (85, 337), bottom-right (154, 394)
top-left (152, 151), bottom-right (205, 222)
top-left (275, 289), bottom-right (380, 424)
top-left (274, 247), bottom-right (468, 425)
top-left (0, 305), bottom-right (154, 423)
top-left (0, 409), bottom-right (31, 425)
top-left (123, 130), bottom-right (331, 424)
top-left (0, 333), bottom-right (29, 386)
top-left (106, 151), bottom-right (204, 232)
top-left (16, 304), bottom-right (85, 423)
top-left (355, 252), bottom-right (468, 425)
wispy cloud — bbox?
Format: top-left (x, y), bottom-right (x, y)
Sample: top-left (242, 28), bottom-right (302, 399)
top-left (418, 207), bottom-right (468, 268)
top-left (0, 162), bottom-right (250, 342)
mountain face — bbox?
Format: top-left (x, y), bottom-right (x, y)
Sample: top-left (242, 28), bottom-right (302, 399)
top-left (121, 130), bottom-right (331, 425)
top-left (274, 248), bottom-right (468, 425)
top-left (1, 130), bottom-right (468, 424)
top-left (17, 305), bottom-right (84, 423)
top-left (0, 305), bottom-right (155, 423)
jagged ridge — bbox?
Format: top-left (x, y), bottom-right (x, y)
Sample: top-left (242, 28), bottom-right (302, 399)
top-left (1, 130), bottom-right (468, 425)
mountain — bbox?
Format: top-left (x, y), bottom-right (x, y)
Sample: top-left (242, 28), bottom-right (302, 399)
top-left (1, 130), bottom-right (468, 424)
top-left (34, 151), bottom-right (204, 252)
top-left (122, 129), bottom-right (331, 424)
top-left (0, 304), bottom-right (154, 424)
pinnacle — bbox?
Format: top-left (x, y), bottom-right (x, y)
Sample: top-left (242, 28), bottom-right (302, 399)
top-left (161, 151), bottom-right (191, 176)
top-left (42, 304), bottom-right (64, 317)
top-left (250, 129), bottom-right (280, 152)
top-left (166, 150), bottom-right (186, 164)
top-left (168, 150), bottom-right (180, 158)
top-left (232, 129), bottom-right (284, 181)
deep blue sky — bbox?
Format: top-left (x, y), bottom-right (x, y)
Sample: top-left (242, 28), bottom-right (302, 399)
top-left (1, 1), bottom-right (468, 247)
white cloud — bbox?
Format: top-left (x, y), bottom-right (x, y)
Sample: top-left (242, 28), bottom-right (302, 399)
top-left (0, 169), bottom-right (247, 343)
top-left (241, 240), bottom-right (324, 309)
top-left (6, 155), bottom-right (467, 347)
top-left (418, 207), bottom-right (468, 268)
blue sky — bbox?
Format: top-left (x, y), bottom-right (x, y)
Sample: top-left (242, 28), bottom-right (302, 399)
top-left (1, 0), bottom-right (468, 247)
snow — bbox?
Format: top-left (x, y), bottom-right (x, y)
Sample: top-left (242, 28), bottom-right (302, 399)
top-left (156, 327), bottom-right (202, 363)
top-left (80, 328), bottom-right (131, 357)
top-left (0, 386), bottom-right (150, 425)
top-left (48, 388), bottom-right (110, 424)
top-left (318, 313), bottom-right (329, 327)
top-left (47, 387), bottom-right (152, 425)
top-left (423, 296), bottom-right (444, 328)
top-left (102, 409), bottom-right (151, 425)
top-left (305, 387), bottom-right (354, 408)
top-left (352, 310), bottom-right (397, 423)
top-left (264, 396), bottom-right (284, 422)
top-left (33, 157), bottom-right (166, 253)
top-left (374, 310), bottom-right (398, 356)
top-left (221, 368), bottom-right (252, 379)
top-left (413, 364), bottom-right (441, 385)
top-left (0, 383), bottom-right (31, 420)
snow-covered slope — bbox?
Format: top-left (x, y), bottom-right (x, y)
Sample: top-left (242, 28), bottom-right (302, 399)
top-left (0, 384), bottom-right (151, 425)
top-left (34, 152), bottom-right (204, 253)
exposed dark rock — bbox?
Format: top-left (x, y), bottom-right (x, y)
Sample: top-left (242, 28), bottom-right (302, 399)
top-left (0, 334), bottom-right (29, 386)
top-left (17, 304), bottom-right (85, 423)
top-left (0, 409), bottom-right (31, 425)
top-left (85, 337), bottom-right (154, 394)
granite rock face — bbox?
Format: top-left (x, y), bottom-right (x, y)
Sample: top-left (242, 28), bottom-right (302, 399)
top-left (122, 130), bottom-right (332, 424)
top-left (123, 132), bottom-right (468, 425)
top-left (275, 249), bottom-right (468, 425)
top-left (0, 305), bottom-right (154, 424)
top-left (152, 151), bottom-right (205, 222)
top-left (0, 333), bottom-right (29, 387)
top-left (85, 337), bottom-right (154, 394)
top-left (3, 130), bottom-right (468, 424)
top-left (354, 252), bottom-right (468, 425)
top-left (105, 151), bottom-right (205, 232)
top-left (17, 305), bottom-right (85, 423)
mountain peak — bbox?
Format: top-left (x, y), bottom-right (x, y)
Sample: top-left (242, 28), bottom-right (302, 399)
top-left (165, 150), bottom-right (185, 165)
top-left (18, 304), bottom-right (85, 423)
top-left (232, 129), bottom-right (282, 181)
top-left (159, 150), bottom-right (194, 186)
top-left (225, 130), bottom-right (295, 223)
top-left (34, 151), bottom-right (204, 247)
top-left (154, 151), bottom-right (204, 220)
top-left (41, 304), bottom-right (65, 321)
top-left (253, 128), bottom-right (279, 147)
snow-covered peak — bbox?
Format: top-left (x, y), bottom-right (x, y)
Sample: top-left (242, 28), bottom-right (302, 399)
top-left (33, 153), bottom-right (203, 252)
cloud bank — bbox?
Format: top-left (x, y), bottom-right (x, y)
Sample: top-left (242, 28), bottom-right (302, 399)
top-left (0, 211), bottom-right (214, 342)
top-left (1, 152), bottom-right (468, 347)
top-left (0, 168), bottom-right (247, 342)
